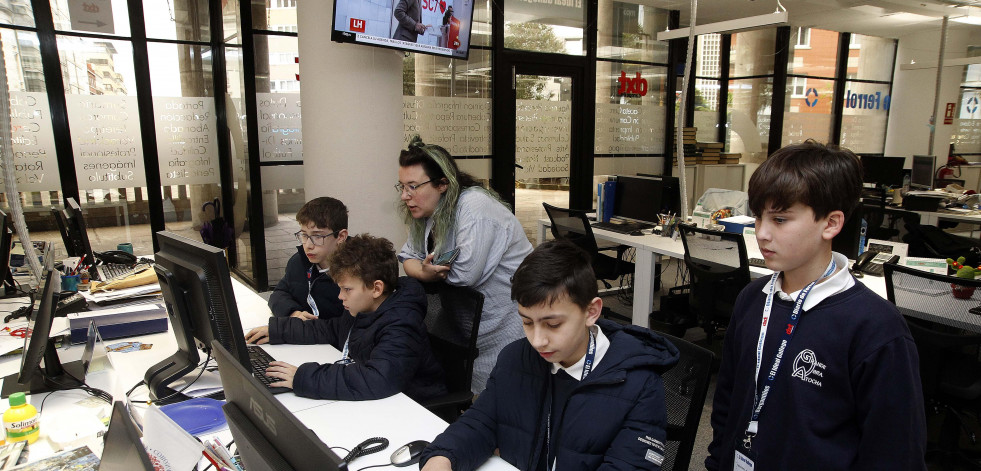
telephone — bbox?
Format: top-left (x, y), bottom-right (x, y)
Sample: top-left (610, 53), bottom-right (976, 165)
top-left (852, 250), bottom-right (899, 277)
top-left (95, 250), bottom-right (138, 266)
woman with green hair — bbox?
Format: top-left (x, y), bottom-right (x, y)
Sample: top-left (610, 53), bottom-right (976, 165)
top-left (397, 136), bottom-right (532, 393)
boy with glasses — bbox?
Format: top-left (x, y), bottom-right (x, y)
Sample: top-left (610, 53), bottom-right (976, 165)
top-left (268, 197), bottom-right (348, 320)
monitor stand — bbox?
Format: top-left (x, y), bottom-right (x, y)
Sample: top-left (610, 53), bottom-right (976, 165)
top-left (0, 360), bottom-right (85, 397)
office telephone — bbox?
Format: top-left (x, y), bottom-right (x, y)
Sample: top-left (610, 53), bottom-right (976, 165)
top-left (852, 250), bottom-right (899, 277)
top-left (95, 250), bottom-right (137, 266)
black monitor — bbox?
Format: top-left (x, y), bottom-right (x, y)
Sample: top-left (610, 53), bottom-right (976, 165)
top-left (212, 341), bottom-right (348, 471)
top-left (1, 267), bottom-right (85, 397)
top-left (614, 175), bottom-right (682, 223)
top-left (53, 198), bottom-right (96, 266)
top-left (832, 206), bottom-right (865, 260)
top-left (145, 231), bottom-right (251, 401)
top-left (911, 155), bottom-right (936, 190)
top-left (860, 156), bottom-right (905, 189)
top-left (0, 210), bottom-right (17, 295)
top-left (99, 401), bottom-right (153, 471)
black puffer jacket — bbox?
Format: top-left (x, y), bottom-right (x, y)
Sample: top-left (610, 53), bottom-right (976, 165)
top-left (268, 276), bottom-right (446, 402)
top-left (267, 246), bottom-right (343, 319)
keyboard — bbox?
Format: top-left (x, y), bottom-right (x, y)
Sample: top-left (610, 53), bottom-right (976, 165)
top-left (592, 221), bottom-right (654, 234)
top-left (748, 257), bottom-right (767, 268)
top-left (96, 263), bottom-right (137, 281)
top-left (247, 345), bottom-right (291, 394)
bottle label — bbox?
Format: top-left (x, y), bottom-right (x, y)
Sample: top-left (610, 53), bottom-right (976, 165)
top-left (5, 416), bottom-right (38, 439)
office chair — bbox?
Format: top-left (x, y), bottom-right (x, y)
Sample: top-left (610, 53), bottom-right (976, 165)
top-left (419, 282), bottom-right (484, 423)
top-left (542, 203), bottom-right (636, 322)
top-left (902, 213), bottom-right (981, 262)
top-left (657, 332), bottom-right (714, 471)
top-left (678, 225), bottom-right (751, 344)
top-left (884, 262), bottom-right (981, 470)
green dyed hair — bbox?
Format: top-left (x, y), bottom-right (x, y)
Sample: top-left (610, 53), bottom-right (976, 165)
top-left (397, 135), bottom-right (508, 254)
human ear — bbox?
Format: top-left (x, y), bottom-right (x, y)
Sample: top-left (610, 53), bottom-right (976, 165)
top-left (371, 280), bottom-right (385, 298)
top-left (822, 210), bottom-right (845, 241)
top-left (584, 297), bottom-right (603, 327)
top-left (336, 229), bottom-right (349, 243)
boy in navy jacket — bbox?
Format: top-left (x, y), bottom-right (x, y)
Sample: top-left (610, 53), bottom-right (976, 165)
top-left (268, 196), bottom-right (347, 320)
top-left (705, 140), bottom-right (926, 470)
top-left (246, 234), bottom-right (446, 402)
top-left (421, 240), bottom-right (679, 471)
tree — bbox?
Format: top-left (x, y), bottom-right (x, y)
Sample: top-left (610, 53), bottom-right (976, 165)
top-left (505, 22), bottom-right (566, 100)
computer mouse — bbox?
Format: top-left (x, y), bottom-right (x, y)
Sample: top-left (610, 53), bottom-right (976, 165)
top-left (390, 440), bottom-right (430, 467)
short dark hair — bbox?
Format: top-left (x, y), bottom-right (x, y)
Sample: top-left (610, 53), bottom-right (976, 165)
top-left (511, 240), bottom-right (597, 310)
top-left (296, 197), bottom-right (348, 232)
top-left (328, 234), bottom-right (397, 294)
top-left (748, 140), bottom-right (863, 220)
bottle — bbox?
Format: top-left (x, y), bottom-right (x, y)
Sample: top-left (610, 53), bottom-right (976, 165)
top-left (4, 392), bottom-right (39, 444)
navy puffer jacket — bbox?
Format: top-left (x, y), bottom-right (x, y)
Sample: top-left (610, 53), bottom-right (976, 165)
top-left (421, 319), bottom-right (679, 471)
top-left (267, 246), bottom-right (343, 319)
top-left (267, 276), bottom-right (446, 402)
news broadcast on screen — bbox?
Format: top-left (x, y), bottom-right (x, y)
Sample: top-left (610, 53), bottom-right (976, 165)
top-left (332, 0), bottom-right (475, 59)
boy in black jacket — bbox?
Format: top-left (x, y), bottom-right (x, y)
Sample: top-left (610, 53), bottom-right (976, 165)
top-left (268, 197), bottom-right (347, 320)
top-left (705, 140), bottom-right (926, 470)
top-left (246, 234), bottom-right (446, 402)
top-left (421, 240), bottom-right (679, 471)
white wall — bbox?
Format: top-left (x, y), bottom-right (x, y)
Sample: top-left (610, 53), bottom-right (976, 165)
top-left (886, 25), bottom-right (981, 166)
top-left (296, 2), bottom-right (407, 250)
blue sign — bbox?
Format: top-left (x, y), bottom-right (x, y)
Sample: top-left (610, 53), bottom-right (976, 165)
top-left (805, 88), bottom-right (818, 107)
top-left (968, 96), bottom-right (979, 114)
top-left (844, 90), bottom-right (890, 111)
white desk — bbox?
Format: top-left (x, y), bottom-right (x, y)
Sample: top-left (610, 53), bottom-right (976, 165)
top-left (0, 279), bottom-right (516, 470)
top-left (914, 209), bottom-right (981, 228)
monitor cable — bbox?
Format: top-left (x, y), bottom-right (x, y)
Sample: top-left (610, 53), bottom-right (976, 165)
top-left (3, 289), bottom-right (35, 323)
top-left (125, 353), bottom-right (213, 406)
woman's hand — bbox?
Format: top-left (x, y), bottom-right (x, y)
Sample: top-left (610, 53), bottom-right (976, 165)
top-left (404, 253), bottom-right (451, 282)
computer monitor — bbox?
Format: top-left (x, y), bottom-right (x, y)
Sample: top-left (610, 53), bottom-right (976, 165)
top-left (0, 267), bottom-right (86, 397)
top-left (0, 210), bottom-right (17, 296)
top-left (145, 231), bottom-right (251, 401)
top-left (614, 175), bottom-right (682, 223)
top-left (53, 197), bottom-right (96, 266)
top-left (212, 341), bottom-right (348, 471)
top-left (911, 155), bottom-right (937, 190)
top-left (860, 156), bottom-right (905, 189)
top-left (99, 401), bottom-right (153, 471)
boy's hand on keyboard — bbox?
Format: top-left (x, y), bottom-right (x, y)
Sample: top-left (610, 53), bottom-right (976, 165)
top-left (290, 310), bottom-right (318, 321)
top-left (245, 326), bottom-right (270, 344)
top-left (265, 361), bottom-right (297, 389)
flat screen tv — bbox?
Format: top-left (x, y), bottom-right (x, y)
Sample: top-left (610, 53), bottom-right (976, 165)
top-left (331, 0), bottom-right (476, 59)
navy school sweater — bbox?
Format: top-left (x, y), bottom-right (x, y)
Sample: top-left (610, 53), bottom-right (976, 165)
top-left (706, 277), bottom-right (927, 471)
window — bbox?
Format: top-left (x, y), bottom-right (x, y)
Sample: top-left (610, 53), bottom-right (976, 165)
top-left (791, 77), bottom-right (807, 97)
top-left (795, 27), bottom-right (810, 48)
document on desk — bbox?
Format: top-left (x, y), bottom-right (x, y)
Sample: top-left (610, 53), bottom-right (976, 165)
top-left (169, 369), bottom-right (224, 398)
top-left (79, 283), bottom-right (160, 304)
top-left (742, 227), bottom-right (763, 260)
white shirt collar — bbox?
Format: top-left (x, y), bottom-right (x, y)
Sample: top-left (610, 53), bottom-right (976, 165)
top-left (761, 252), bottom-right (855, 311)
top-left (550, 324), bottom-right (610, 379)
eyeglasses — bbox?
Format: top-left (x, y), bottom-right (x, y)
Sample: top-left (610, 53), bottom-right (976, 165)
top-left (394, 180), bottom-right (433, 196)
top-left (294, 230), bottom-right (339, 246)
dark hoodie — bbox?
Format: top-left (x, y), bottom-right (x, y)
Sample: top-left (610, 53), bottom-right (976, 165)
top-left (420, 319), bottom-right (680, 471)
top-left (267, 276), bottom-right (446, 402)
top-left (267, 246), bottom-right (344, 319)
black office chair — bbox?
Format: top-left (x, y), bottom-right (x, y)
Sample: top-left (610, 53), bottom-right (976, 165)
top-left (678, 225), bottom-right (751, 344)
top-left (419, 282), bottom-right (483, 423)
top-left (884, 262), bottom-right (981, 470)
top-left (658, 332), bottom-right (715, 471)
top-left (542, 203), bottom-right (635, 322)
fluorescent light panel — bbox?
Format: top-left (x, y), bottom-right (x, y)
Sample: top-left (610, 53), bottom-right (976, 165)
top-left (656, 11), bottom-right (790, 41)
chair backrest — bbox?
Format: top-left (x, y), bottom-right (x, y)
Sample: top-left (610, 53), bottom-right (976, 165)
top-left (542, 203), bottom-right (600, 255)
top-left (678, 225), bottom-right (751, 325)
top-left (424, 283), bottom-right (484, 394)
top-left (657, 332), bottom-right (714, 471)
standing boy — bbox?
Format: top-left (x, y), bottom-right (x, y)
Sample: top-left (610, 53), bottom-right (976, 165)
top-left (246, 234), bottom-right (446, 402)
top-left (705, 140), bottom-right (926, 470)
top-left (268, 197), bottom-right (347, 320)
top-left (420, 240), bottom-right (679, 471)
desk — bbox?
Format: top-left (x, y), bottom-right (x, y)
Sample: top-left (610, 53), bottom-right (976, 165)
top-left (914, 209), bottom-right (981, 228)
top-left (0, 279), bottom-right (516, 470)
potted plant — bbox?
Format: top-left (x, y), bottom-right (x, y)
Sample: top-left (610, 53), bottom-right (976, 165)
top-left (945, 257), bottom-right (981, 299)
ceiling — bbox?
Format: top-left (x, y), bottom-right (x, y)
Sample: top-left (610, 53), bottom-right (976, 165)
top-left (653, 0), bottom-right (981, 38)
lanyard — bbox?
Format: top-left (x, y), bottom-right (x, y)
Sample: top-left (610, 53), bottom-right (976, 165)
top-left (306, 266), bottom-right (321, 318)
top-left (546, 330), bottom-right (596, 470)
top-left (745, 258), bottom-right (836, 447)
top-left (335, 326), bottom-right (355, 365)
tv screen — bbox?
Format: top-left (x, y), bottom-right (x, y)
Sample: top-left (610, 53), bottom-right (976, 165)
top-left (331, 0), bottom-right (476, 59)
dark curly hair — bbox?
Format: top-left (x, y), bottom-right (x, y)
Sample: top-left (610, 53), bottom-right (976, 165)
top-left (327, 234), bottom-right (398, 294)
top-left (296, 197), bottom-right (348, 232)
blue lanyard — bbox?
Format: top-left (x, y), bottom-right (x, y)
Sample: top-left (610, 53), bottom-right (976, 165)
top-left (745, 258), bottom-right (836, 448)
top-left (335, 327), bottom-right (355, 365)
top-left (306, 266), bottom-right (321, 317)
top-left (546, 331), bottom-right (596, 470)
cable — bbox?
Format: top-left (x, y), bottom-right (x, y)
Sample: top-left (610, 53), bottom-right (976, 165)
top-left (341, 437), bottom-right (389, 466)
top-left (355, 465), bottom-right (390, 471)
top-left (125, 354), bottom-right (213, 405)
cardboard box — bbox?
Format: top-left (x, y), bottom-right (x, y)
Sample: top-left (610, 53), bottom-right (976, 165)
top-left (68, 302), bottom-right (168, 344)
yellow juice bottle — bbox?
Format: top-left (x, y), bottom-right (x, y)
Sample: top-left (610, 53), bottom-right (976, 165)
top-left (4, 393), bottom-right (39, 444)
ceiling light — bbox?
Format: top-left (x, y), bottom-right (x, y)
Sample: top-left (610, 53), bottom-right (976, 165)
top-left (656, 11), bottom-right (789, 41)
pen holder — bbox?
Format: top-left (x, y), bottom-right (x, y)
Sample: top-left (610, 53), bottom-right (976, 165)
top-left (61, 274), bottom-right (80, 292)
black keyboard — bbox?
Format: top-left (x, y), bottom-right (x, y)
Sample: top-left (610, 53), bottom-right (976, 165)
top-left (592, 221), bottom-right (654, 234)
top-left (748, 257), bottom-right (767, 268)
top-left (247, 345), bottom-right (291, 394)
top-left (96, 263), bottom-right (137, 281)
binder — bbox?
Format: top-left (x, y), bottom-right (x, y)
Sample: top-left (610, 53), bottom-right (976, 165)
top-left (601, 181), bottom-right (616, 223)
